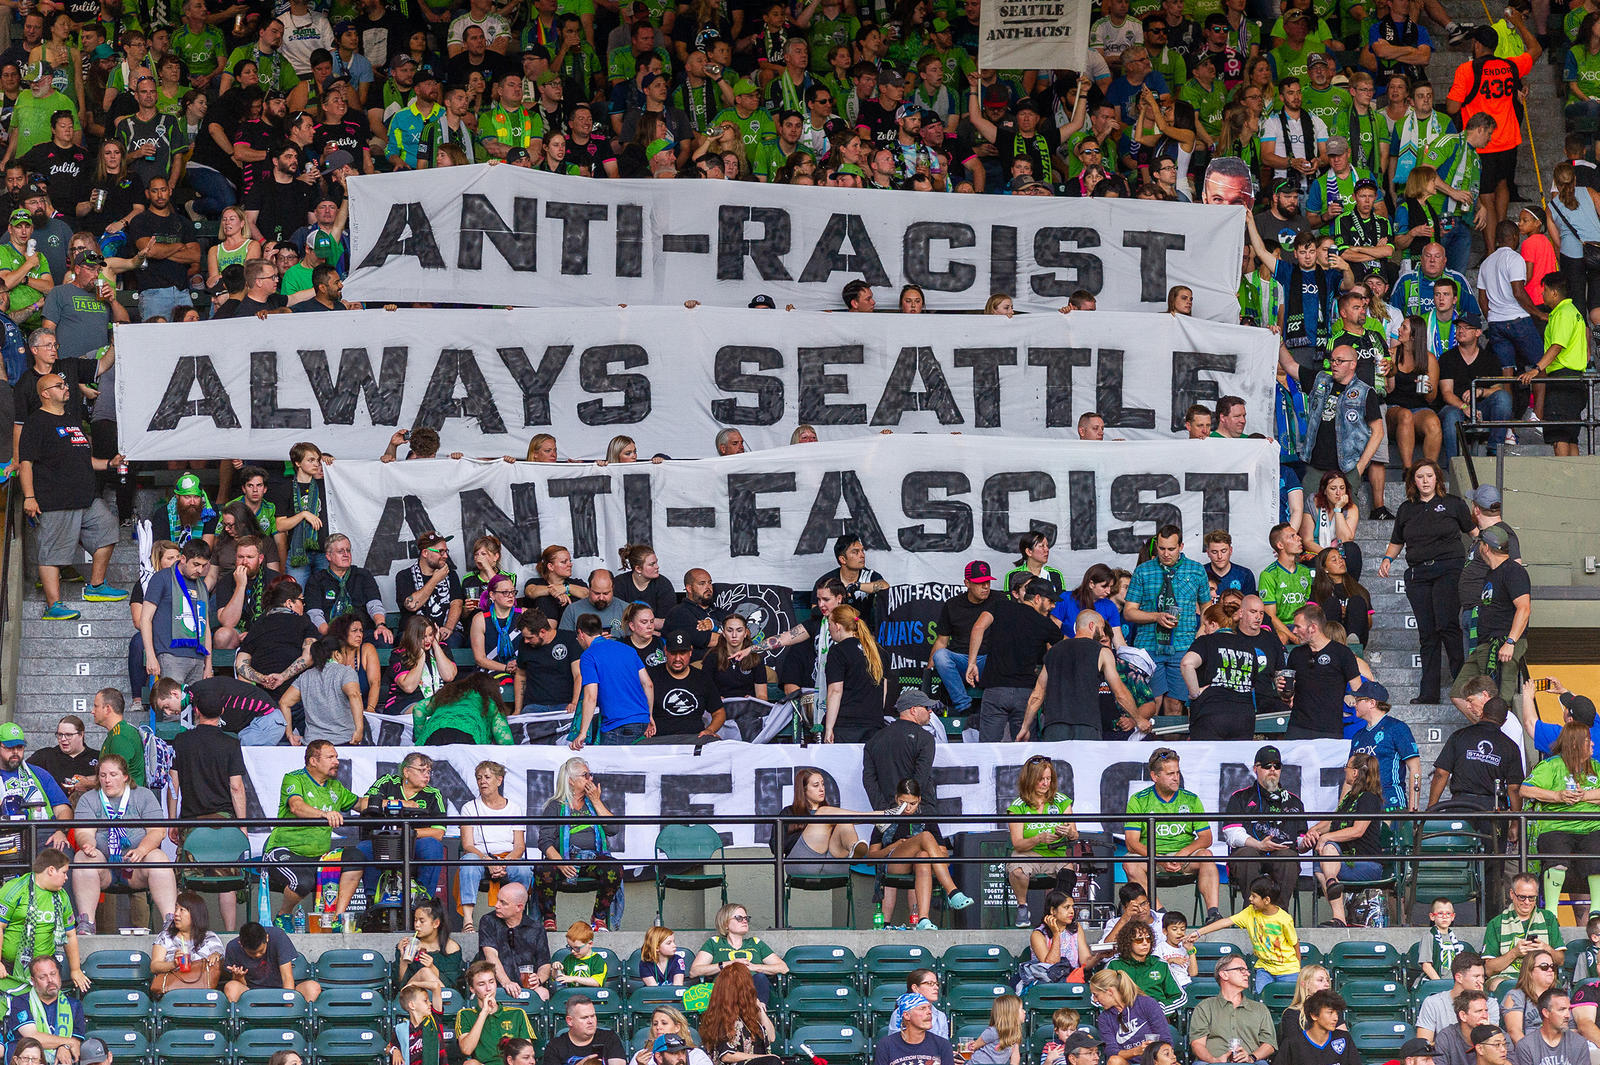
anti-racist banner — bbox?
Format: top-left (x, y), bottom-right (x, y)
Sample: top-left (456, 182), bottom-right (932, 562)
top-left (323, 435), bottom-right (1279, 607)
top-left (111, 306), bottom-right (1277, 460)
top-left (978, 0), bottom-right (1092, 71)
top-left (342, 165), bottom-right (1245, 319)
top-left (238, 738), bottom-right (1350, 861)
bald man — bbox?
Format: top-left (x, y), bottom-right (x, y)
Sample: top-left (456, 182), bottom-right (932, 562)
top-left (664, 567), bottom-right (726, 659)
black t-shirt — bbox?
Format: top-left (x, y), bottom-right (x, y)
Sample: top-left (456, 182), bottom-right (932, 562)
top-left (1319, 589), bottom-right (1371, 646)
top-left (27, 746), bottom-right (97, 796)
top-left (1285, 639), bottom-right (1360, 737)
top-left (1332, 790), bottom-right (1383, 855)
top-left (1245, 624), bottom-right (1287, 675)
top-left (213, 569), bottom-right (268, 631)
top-left (21, 142), bottom-right (90, 210)
top-left (445, 50), bottom-right (510, 86)
top-left (1276, 1027), bottom-right (1362, 1065)
top-left (223, 926), bottom-right (301, 988)
top-left (188, 676), bottom-right (281, 733)
top-left (315, 118), bottom-right (367, 161)
top-left (540, 1030), bottom-right (626, 1065)
top-left (238, 609), bottom-right (319, 683)
top-left (1460, 521), bottom-right (1521, 609)
top-left (1189, 628), bottom-right (1269, 718)
top-left (629, 636), bottom-right (666, 668)
top-left (825, 636), bottom-right (884, 731)
top-left (14, 358), bottom-right (93, 428)
top-left (813, 568), bottom-right (884, 630)
top-left (17, 408), bottom-right (95, 511)
top-left (1434, 720), bottom-right (1523, 799)
top-left (1222, 782), bottom-right (1309, 844)
top-left (855, 99), bottom-right (898, 151)
top-left (995, 119), bottom-right (1062, 179)
top-left (1298, 365), bottom-right (1382, 470)
top-left (1390, 495), bottom-right (1473, 564)
top-left (304, 565), bottom-right (384, 628)
top-left (244, 176), bottom-right (317, 244)
top-left (711, 656), bottom-right (763, 699)
top-left (171, 723), bottom-right (246, 818)
top-left (937, 591), bottom-right (993, 655)
top-left (514, 631), bottom-right (580, 706)
top-left (662, 599), bottom-right (726, 656)
top-left (1474, 559), bottom-right (1531, 641)
top-left (1039, 637), bottom-right (1104, 731)
top-left (617, 571), bottom-right (676, 618)
top-left (647, 662), bottom-right (724, 735)
top-left (123, 207), bottom-right (193, 290)
top-left (394, 565), bottom-right (464, 628)
top-left (979, 599), bottom-right (1062, 688)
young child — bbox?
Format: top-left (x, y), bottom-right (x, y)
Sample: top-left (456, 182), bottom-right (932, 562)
top-left (1574, 915), bottom-right (1600, 982)
top-left (966, 994), bottom-right (1024, 1065)
top-left (1153, 912), bottom-right (1198, 992)
top-left (1185, 875), bottom-right (1301, 993)
top-left (555, 922), bottom-right (607, 987)
top-left (1041, 1009), bottom-right (1083, 1065)
top-left (1420, 898), bottom-right (1466, 981)
top-left (388, 984), bottom-right (447, 1065)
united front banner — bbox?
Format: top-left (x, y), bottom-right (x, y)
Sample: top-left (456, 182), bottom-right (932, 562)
top-left (340, 165), bottom-right (1246, 318)
top-left (321, 435), bottom-right (1279, 606)
top-left (112, 306), bottom-right (1278, 460)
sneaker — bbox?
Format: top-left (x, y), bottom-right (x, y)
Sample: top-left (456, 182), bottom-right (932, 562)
top-left (591, 918), bottom-right (609, 932)
top-left (75, 918), bottom-right (95, 936)
top-left (1525, 409), bottom-right (1542, 422)
top-left (1370, 506), bottom-right (1395, 521)
top-left (544, 918), bottom-right (557, 931)
top-left (1504, 430), bottom-right (1518, 446)
top-left (1015, 903), bottom-right (1031, 928)
top-left (82, 582), bottom-right (130, 602)
top-left (41, 602), bottom-right (80, 621)
top-left (850, 841), bottom-right (871, 860)
top-left (948, 891), bottom-right (975, 911)
top-left (914, 918), bottom-right (938, 930)
top-left (59, 567), bottom-right (85, 583)
top-left (1447, 21), bottom-right (1472, 43)
top-left (1205, 907), bottom-right (1224, 924)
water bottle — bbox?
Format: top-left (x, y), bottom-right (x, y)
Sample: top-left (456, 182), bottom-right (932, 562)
top-left (1230, 1039), bottom-right (1244, 1063)
top-left (872, 905), bottom-right (885, 930)
top-left (256, 875), bottom-right (271, 925)
top-left (292, 907), bottom-right (307, 934)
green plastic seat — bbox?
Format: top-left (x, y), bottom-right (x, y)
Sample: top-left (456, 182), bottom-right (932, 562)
top-left (1339, 977), bottom-right (1407, 1018)
top-left (313, 1026), bottom-right (388, 1065)
top-left (315, 948), bottom-right (392, 987)
top-left (1349, 1019), bottom-right (1414, 1064)
top-left (312, 987), bottom-right (390, 1034)
top-left (866, 985), bottom-right (904, 1033)
top-left (653, 824), bottom-right (729, 922)
top-left (85, 1030), bottom-right (149, 1065)
top-left (550, 986), bottom-right (621, 1027)
top-left (1193, 942), bottom-right (1248, 977)
top-left (627, 983), bottom-right (689, 1024)
top-left (939, 944), bottom-right (1015, 986)
top-left (177, 826), bottom-right (252, 900)
top-left (862, 945), bottom-right (934, 991)
top-left (782, 985), bottom-right (864, 1033)
top-left (552, 946), bottom-right (625, 990)
top-left (81, 950), bottom-right (152, 990)
top-left (783, 869), bottom-right (855, 930)
top-left (83, 990), bottom-right (153, 1036)
top-left (156, 989), bottom-right (230, 1031)
top-left (1021, 983), bottom-right (1091, 1021)
top-left (234, 989), bottom-right (312, 1037)
top-left (1329, 942), bottom-right (1404, 982)
top-left (233, 1029), bottom-right (310, 1065)
top-left (783, 945), bottom-right (860, 991)
top-left (944, 982), bottom-right (1010, 1026)
top-left (153, 1027), bottom-right (227, 1065)
top-left (1259, 981), bottom-right (1298, 1018)
top-left (787, 1024), bottom-right (871, 1065)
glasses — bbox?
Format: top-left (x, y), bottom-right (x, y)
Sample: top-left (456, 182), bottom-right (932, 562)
top-left (1219, 966), bottom-right (1249, 977)
top-left (730, 914), bottom-right (750, 922)
top-left (1257, 762), bottom-right (1281, 769)
top-left (55, 730), bottom-right (80, 737)
top-left (1533, 963), bottom-right (1555, 971)
top-left (1512, 893), bottom-right (1538, 901)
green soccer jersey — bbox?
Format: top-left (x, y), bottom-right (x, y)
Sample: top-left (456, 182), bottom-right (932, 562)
top-left (0, 875), bottom-right (74, 994)
top-left (1302, 84), bottom-right (1351, 138)
top-left (0, 243), bottom-right (49, 320)
top-left (753, 139), bottom-right (797, 180)
top-left (1258, 560), bottom-right (1314, 622)
top-left (225, 46), bottom-right (300, 93)
top-left (1569, 48), bottom-right (1600, 108)
top-left (264, 768), bottom-right (360, 857)
top-left (806, 12), bottom-right (861, 69)
top-left (562, 950), bottom-right (609, 984)
top-left (1267, 42), bottom-right (1314, 82)
top-left (454, 1005), bottom-right (534, 1065)
top-left (1125, 786), bottom-right (1208, 855)
top-left (102, 721), bottom-right (146, 787)
top-left (172, 24), bottom-right (226, 73)
top-left (713, 106), bottom-right (775, 152)
top-left (1180, 77), bottom-right (1227, 135)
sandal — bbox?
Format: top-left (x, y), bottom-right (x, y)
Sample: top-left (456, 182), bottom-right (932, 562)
top-left (1323, 879), bottom-right (1345, 900)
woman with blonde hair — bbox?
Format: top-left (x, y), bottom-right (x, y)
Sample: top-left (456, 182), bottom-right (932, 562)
top-left (632, 1006), bottom-right (714, 1065)
top-left (823, 603), bottom-right (888, 743)
top-left (533, 757), bottom-right (620, 931)
top-left (526, 433), bottom-right (558, 461)
top-left (790, 424), bottom-right (818, 444)
top-left (206, 206), bottom-right (257, 286)
top-left (1278, 965), bottom-right (1333, 1044)
top-left (1090, 969), bottom-right (1171, 1065)
top-left (1308, 752), bottom-right (1385, 927)
top-left (1394, 165), bottom-right (1443, 262)
top-left (601, 434), bottom-right (664, 464)
top-left (984, 293), bottom-right (1015, 316)
top-left (689, 904), bottom-right (789, 1003)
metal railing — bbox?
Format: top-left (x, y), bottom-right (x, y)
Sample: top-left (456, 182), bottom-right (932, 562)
top-left (1454, 372), bottom-right (1600, 490)
top-left (26, 806), bottom-right (1600, 930)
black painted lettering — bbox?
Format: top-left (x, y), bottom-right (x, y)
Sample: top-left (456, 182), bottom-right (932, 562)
top-left (249, 351), bottom-right (311, 429)
top-left (728, 473), bottom-right (795, 556)
top-left (361, 493), bottom-right (439, 573)
top-left (299, 346), bottom-right (406, 426)
top-left (576, 345), bottom-right (650, 425)
top-left (1031, 227), bottom-right (1101, 298)
top-left (712, 346), bottom-right (784, 426)
top-left (898, 471), bottom-right (973, 552)
top-left (1170, 350), bottom-right (1237, 432)
top-left (545, 201), bottom-right (608, 275)
top-left (546, 476), bottom-right (612, 558)
top-left (980, 472), bottom-right (1057, 551)
top-left (461, 484), bottom-right (543, 566)
top-left (989, 225), bottom-right (1017, 297)
top-left (871, 347), bottom-right (963, 425)
top-left (796, 471), bottom-right (888, 554)
top-left (457, 193), bottom-right (537, 271)
top-left (353, 202), bottom-right (444, 270)
top-left (1186, 472), bottom-right (1249, 535)
top-left (798, 214), bottom-right (890, 286)
top-left (1108, 473), bottom-right (1182, 554)
top-left (413, 349), bottom-right (507, 434)
top-left (496, 345), bottom-right (574, 427)
top-left (1096, 349), bottom-right (1156, 429)
top-left (1068, 470), bottom-right (1096, 550)
top-left (952, 348), bottom-right (1016, 429)
top-left (1123, 230), bottom-right (1186, 303)
top-left (903, 222), bottom-right (977, 293)
top-left (797, 346), bottom-right (866, 424)
top-left (717, 206), bottom-right (792, 280)
top-left (1027, 347), bottom-right (1090, 427)
top-left (622, 473), bottom-right (654, 546)
top-left (616, 203), bottom-right (643, 278)
top-left (146, 355), bottom-right (241, 430)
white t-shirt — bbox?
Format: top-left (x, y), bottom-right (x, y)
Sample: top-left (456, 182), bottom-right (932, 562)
top-left (1090, 17), bottom-right (1143, 59)
top-left (449, 11), bottom-right (511, 48)
top-left (277, 9), bottom-right (332, 75)
top-left (1262, 109), bottom-right (1329, 178)
top-left (1479, 244), bottom-right (1531, 322)
top-left (464, 794), bottom-right (528, 854)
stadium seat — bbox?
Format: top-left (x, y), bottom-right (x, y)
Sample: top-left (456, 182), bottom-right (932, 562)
top-left (553, 946), bottom-right (625, 988)
top-left (313, 1027), bottom-right (388, 1065)
top-left (177, 826), bottom-right (253, 906)
top-left (82, 950), bottom-right (152, 989)
top-left (940, 945), bottom-right (1016, 986)
top-left (1339, 978), bottom-right (1409, 1023)
top-left (1021, 983), bottom-right (1091, 1022)
top-left (156, 989), bottom-right (230, 1031)
top-left (624, 947), bottom-right (694, 988)
top-left (233, 1029), bottom-right (310, 1065)
top-left (783, 868), bottom-right (855, 930)
top-left (234, 989), bottom-right (312, 1037)
top-left (783, 945), bottom-right (860, 991)
top-left (315, 948), bottom-right (392, 987)
top-left (550, 986), bottom-right (621, 1028)
top-left (1259, 982), bottom-right (1297, 1019)
top-left (1193, 942), bottom-right (1248, 977)
top-left (787, 1024), bottom-right (871, 1065)
top-left (954, 1022), bottom-right (989, 1044)
top-left (153, 1027), bottom-right (228, 1065)
top-left (1297, 943), bottom-right (1325, 968)
top-left (862, 945), bottom-right (935, 991)
top-left (782, 985), bottom-right (865, 1033)
top-left (86, 1030), bottom-right (149, 1065)
top-left (626, 983), bottom-right (688, 1025)
top-left (943, 983), bottom-right (1010, 1027)
top-left (653, 824), bottom-right (729, 922)
top-left (1185, 978), bottom-right (1222, 1004)
top-left (82, 990), bottom-right (153, 1036)
top-left (1349, 1020), bottom-right (1414, 1065)
top-left (312, 988), bottom-right (390, 1034)
top-left (866, 985), bottom-right (904, 1033)
top-left (1406, 819), bottom-right (1491, 920)
top-left (1329, 942), bottom-right (1404, 982)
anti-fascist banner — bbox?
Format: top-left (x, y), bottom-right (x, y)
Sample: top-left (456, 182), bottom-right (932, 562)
top-left (978, 0), bottom-right (1092, 71)
top-left (322, 435), bottom-right (1278, 606)
top-left (341, 165), bottom-right (1246, 319)
top-left (111, 307), bottom-right (1277, 461)
top-left (238, 738), bottom-right (1350, 862)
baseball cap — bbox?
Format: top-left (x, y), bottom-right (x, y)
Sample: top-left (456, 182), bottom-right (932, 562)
top-left (1190, 49), bottom-right (1217, 68)
top-left (1561, 692), bottom-right (1598, 727)
top-left (1272, 175), bottom-right (1302, 195)
top-left (1282, 8), bottom-right (1308, 20)
top-left (1470, 1027), bottom-right (1503, 1049)
top-left (0, 722), bottom-right (25, 748)
top-left (1480, 525), bottom-right (1513, 552)
top-left (174, 472), bottom-right (205, 497)
top-left (964, 560), bottom-right (994, 583)
top-left (894, 689), bottom-right (934, 714)
top-left (26, 60), bottom-right (54, 80)
top-left (390, 53), bottom-right (417, 69)
top-left (732, 78), bottom-right (759, 96)
top-left (1471, 485), bottom-right (1502, 508)
top-left (414, 68), bottom-right (440, 85)
top-left (879, 69), bottom-right (906, 87)
top-left (1014, 97), bottom-right (1042, 114)
top-left (1254, 745), bottom-right (1283, 768)
top-left (1325, 135), bottom-right (1349, 155)
top-left (895, 102), bottom-right (920, 121)
top-left (1351, 678), bottom-right (1391, 703)
top-left (1458, 311), bottom-right (1483, 329)
top-left (7, 208), bottom-right (28, 228)
top-left (837, 163), bottom-right (866, 177)
top-left (1472, 24), bottom-right (1499, 47)
top-left (896, 992), bottom-right (931, 1013)
top-left (313, 232), bottom-right (341, 261)
top-left (652, 1035), bottom-right (689, 1055)
top-left (646, 138), bottom-right (673, 158)
top-left (73, 249), bottom-right (105, 267)
top-left (78, 1038), bottom-right (111, 1065)
top-left (1010, 177), bottom-right (1045, 193)
top-left (536, 70), bottom-right (560, 87)
top-left (90, 42), bottom-right (117, 60)
top-left (322, 149), bottom-right (355, 171)
top-left (333, 19), bottom-right (356, 34)
top-left (1023, 578), bottom-right (1057, 601)
top-left (641, 71), bottom-right (662, 88)
top-left (1064, 1033), bottom-right (1103, 1053)
top-left (1307, 51), bottom-right (1331, 67)
top-left (521, 44), bottom-right (552, 60)
top-left (748, 294), bottom-right (775, 308)
top-left (663, 629), bottom-right (693, 653)
top-left (931, 16), bottom-right (950, 31)
top-left (1354, 176), bottom-right (1379, 193)
top-left (982, 87), bottom-right (1009, 107)
top-left (506, 147), bottom-right (532, 163)
top-left (417, 531), bottom-right (453, 553)
top-left (1400, 1039), bottom-right (1437, 1059)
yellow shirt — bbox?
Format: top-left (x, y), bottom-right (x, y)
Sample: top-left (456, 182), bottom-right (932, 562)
top-left (1232, 906), bottom-right (1301, 976)
top-left (1544, 298), bottom-right (1590, 373)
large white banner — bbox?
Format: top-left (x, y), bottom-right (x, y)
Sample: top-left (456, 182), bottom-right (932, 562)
top-left (323, 435), bottom-right (1279, 606)
top-left (978, 0), bottom-right (1093, 71)
top-left (341, 165), bottom-right (1246, 319)
top-left (239, 739), bottom-right (1350, 861)
top-left (111, 307), bottom-right (1279, 461)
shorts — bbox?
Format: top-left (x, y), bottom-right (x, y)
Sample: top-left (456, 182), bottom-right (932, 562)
top-left (1151, 651), bottom-right (1187, 703)
top-left (1479, 147), bottom-right (1517, 192)
top-left (264, 845), bottom-right (345, 897)
top-left (37, 500), bottom-right (118, 567)
top-left (1006, 857), bottom-right (1073, 880)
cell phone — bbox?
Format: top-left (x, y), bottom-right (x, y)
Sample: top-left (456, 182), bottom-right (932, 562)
top-left (1534, 678), bottom-right (1554, 692)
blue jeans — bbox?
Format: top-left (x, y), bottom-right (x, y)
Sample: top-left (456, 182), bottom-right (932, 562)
top-left (136, 285), bottom-right (191, 322)
top-left (239, 711), bottom-right (287, 746)
top-left (1566, 99), bottom-right (1600, 129)
top-left (1441, 387), bottom-right (1512, 458)
top-left (1255, 969), bottom-right (1297, 994)
top-left (288, 550), bottom-right (329, 588)
top-left (347, 835), bottom-right (445, 896)
top-left (457, 859), bottom-right (534, 911)
top-left (184, 166), bottom-right (235, 217)
top-left (599, 721), bottom-right (646, 744)
top-left (1441, 217), bottom-right (1473, 275)
top-left (1485, 315), bottom-right (1544, 371)
top-left (931, 648), bottom-right (983, 710)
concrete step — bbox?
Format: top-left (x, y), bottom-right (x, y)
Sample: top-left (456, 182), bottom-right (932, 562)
top-left (15, 598), bottom-right (136, 621)
top-left (16, 654), bottom-right (129, 678)
top-left (19, 635), bottom-right (134, 657)
top-left (14, 672), bottom-right (137, 697)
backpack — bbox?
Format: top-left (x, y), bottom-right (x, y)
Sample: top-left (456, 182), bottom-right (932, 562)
top-left (135, 724), bottom-right (176, 793)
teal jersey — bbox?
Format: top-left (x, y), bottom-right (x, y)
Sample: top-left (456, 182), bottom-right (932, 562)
top-left (1259, 560), bottom-right (1314, 622)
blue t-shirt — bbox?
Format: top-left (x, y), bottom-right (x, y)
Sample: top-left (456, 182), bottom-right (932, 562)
top-left (5, 991), bottom-right (83, 1041)
top-left (1050, 593), bottom-right (1124, 635)
top-left (1206, 562), bottom-right (1257, 597)
top-left (1532, 719), bottom-right (1600, 757)
top-left (1349, 715), bottom-right (1420, 809)
top-left (144, 567), bottom-right (212, 660)
top-left (1105, 73), bottom-right (1171, 124)
top-left (578, 636), bottom-right (651, 730)
top-left (0, 765), bottom-right (69, 810)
